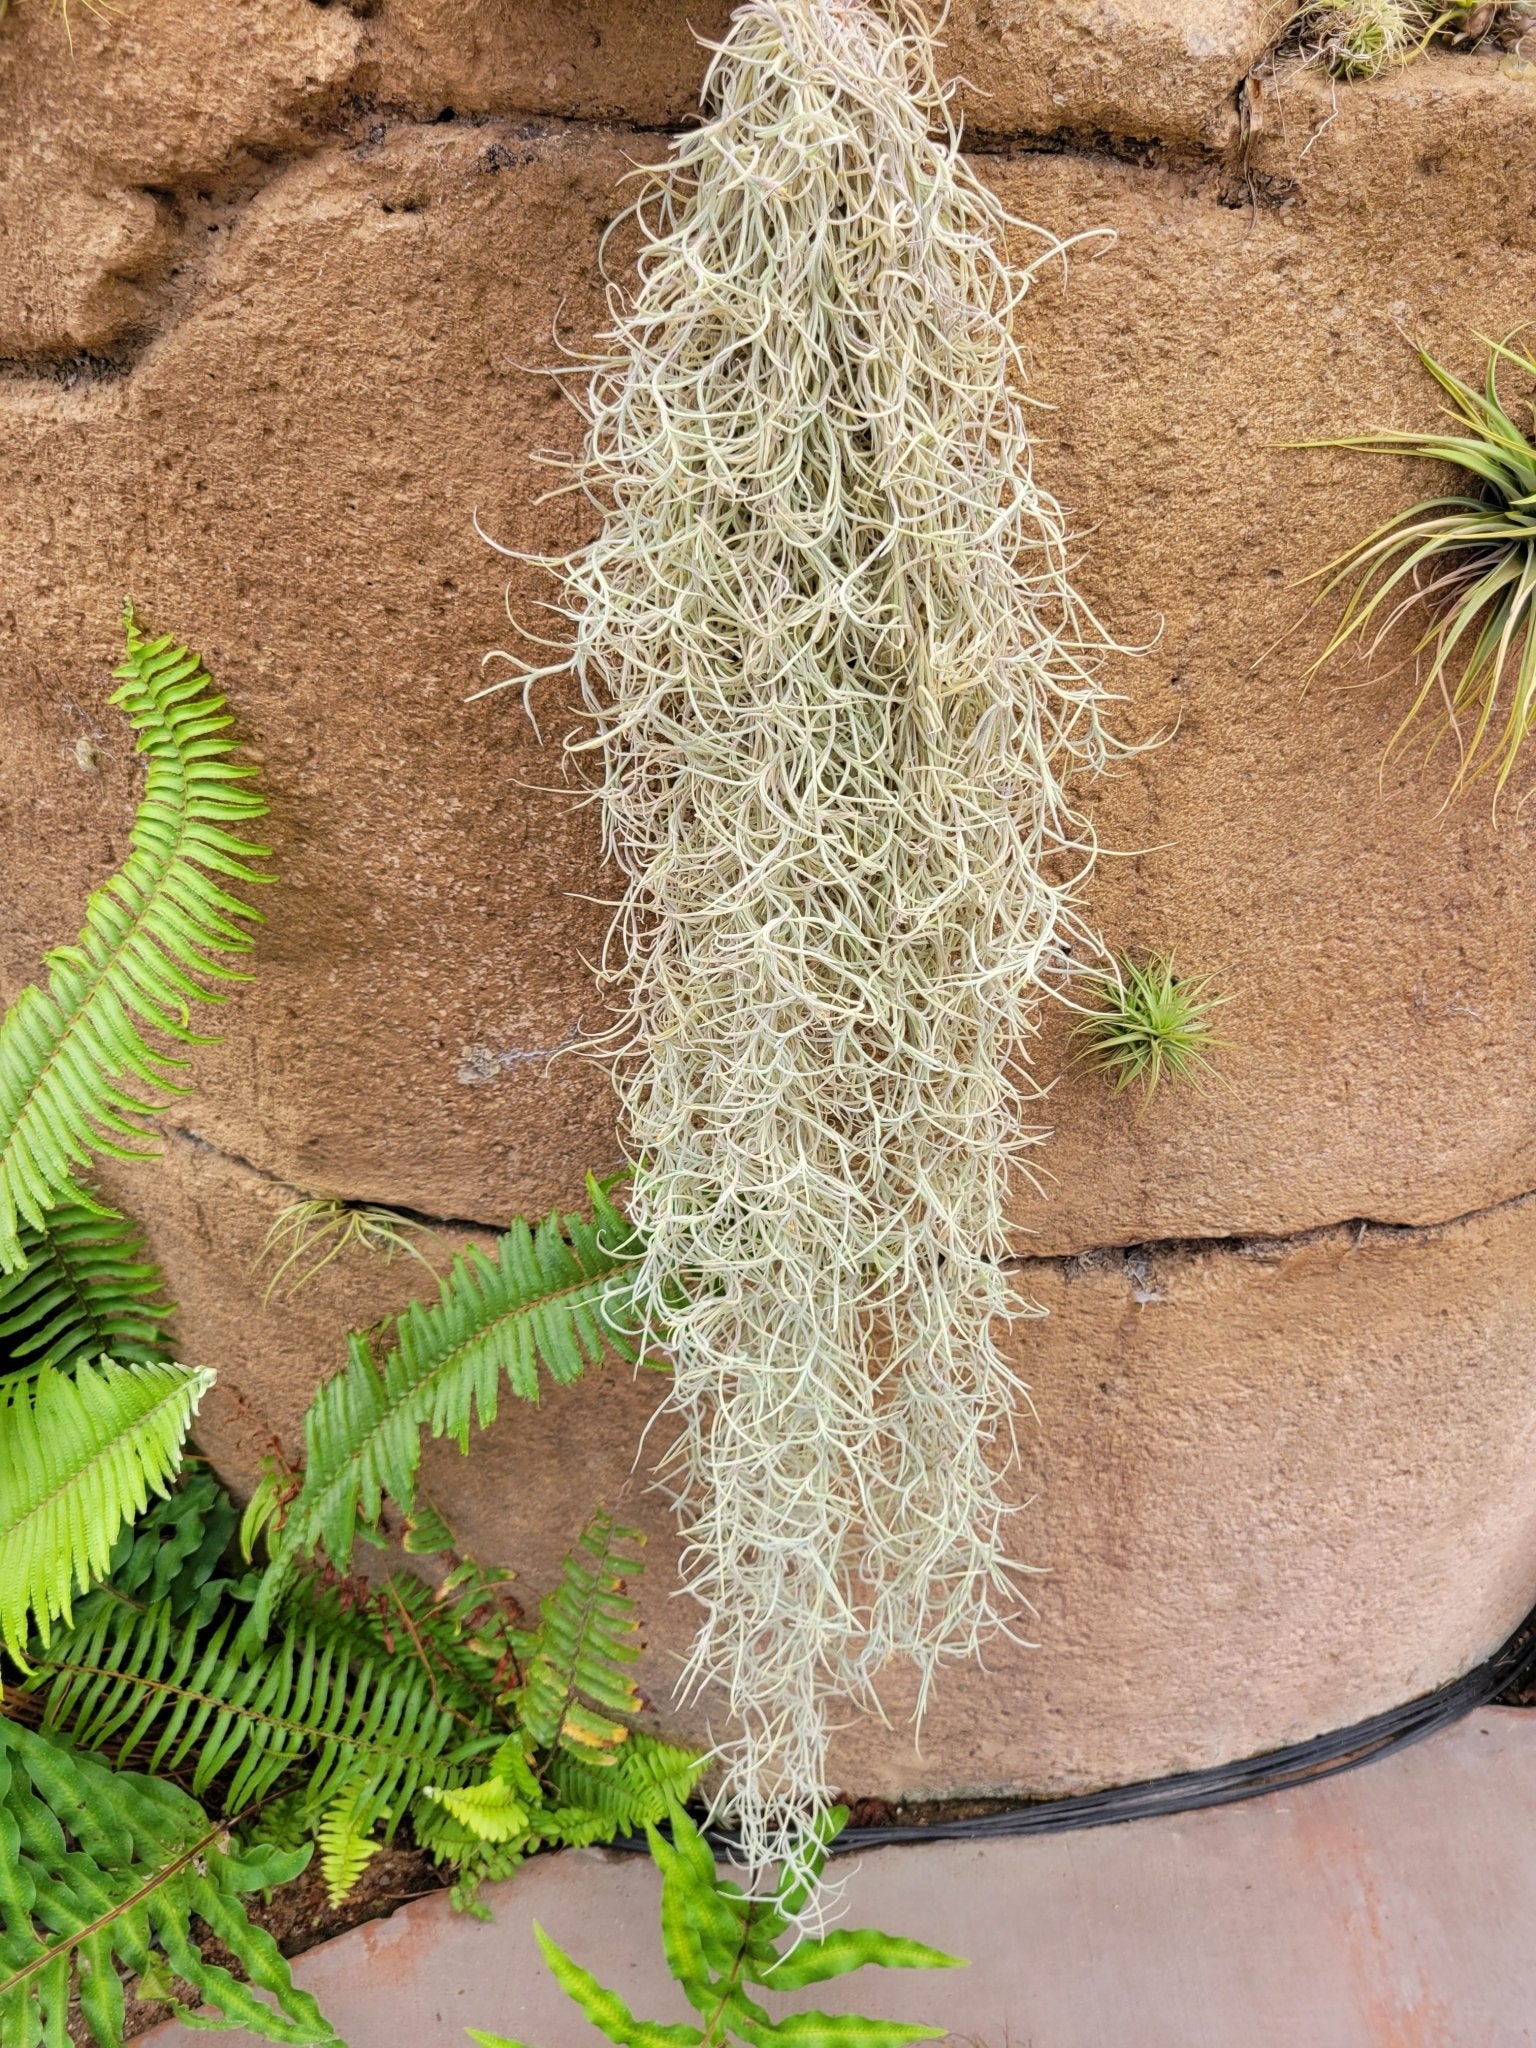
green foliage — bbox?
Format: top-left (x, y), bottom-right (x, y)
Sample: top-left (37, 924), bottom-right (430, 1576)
top-left (103, 1463), bottom-right (243, 1625)
top-left (0, 1718), bottom-right (337, 2047)
top-left (1306, 337), bottom-right (1536, 800)
top-left (469, 1805), bottom-right (961, 2048)
top-left (413, 1518), bottom-right (706, 1912)
top-left (1073, 954), bottom-right (1227, 1103)
top-left (0, 1358), bottom-right (211, 1662)
top-left (250, 1180), bottom-right (643, 1635)
top-left (17, 1467), bottom-right (703, 1913)
top-left (0, 1194), bottom-right (173, 1375)
top-left (517, 1511), bottom-right (646, 1757)
top-left (24, 1588), bottom-right (469, 1890)
top-left (0, 605), bottom-right (270, 1273)
top-left (255, 1197), bottom-right (442, 1304)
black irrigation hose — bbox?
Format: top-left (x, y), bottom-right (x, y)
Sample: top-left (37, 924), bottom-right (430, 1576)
top-left (621, 1606), bottom-right (1536, 1859)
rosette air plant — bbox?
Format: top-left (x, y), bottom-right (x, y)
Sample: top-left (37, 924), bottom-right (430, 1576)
top-left (484, 0), bottom-right (1120, 1885)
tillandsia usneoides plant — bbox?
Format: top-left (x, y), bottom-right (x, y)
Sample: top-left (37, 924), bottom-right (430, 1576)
top-left (482, 0), bottom-right (1123, 1890)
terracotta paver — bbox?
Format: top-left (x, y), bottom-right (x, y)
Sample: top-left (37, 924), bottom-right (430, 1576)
top-left (137, 1707), bottom-right (1536, 2047)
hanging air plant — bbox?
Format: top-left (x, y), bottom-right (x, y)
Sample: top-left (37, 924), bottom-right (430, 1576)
top-left (1306, 336), bottom-right (1536, 801)
top-left (486, 0), bottom-right (1120, 1883)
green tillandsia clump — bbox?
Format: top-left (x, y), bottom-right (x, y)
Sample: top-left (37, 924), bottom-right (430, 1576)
top-left (1291, 0), bottom-right (1423, 74)
top-left (467, 1804), bottom-right (963, 2048)
top-left (1287, 0), bottom-right (1532, 73)
top-left (1074, 954), bottom-right (1227, 1103)
top-left (1304, 336), bottom-right (1536, 802)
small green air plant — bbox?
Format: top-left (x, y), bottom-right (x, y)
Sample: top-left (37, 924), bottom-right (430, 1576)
top-left (1304, 336), bottom-right (1536, 803)
top-left (467, 1804), bottom-right (962, 2048)
top-left (1074, 955), bottom-right (1227, 1105)
top-left (255, 1195), bottom-right (442, 1303)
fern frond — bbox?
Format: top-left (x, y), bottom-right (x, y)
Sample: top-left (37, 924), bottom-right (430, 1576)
top-left (252, 1181), bottom-right (642, 1630)
top-left (284, 1564), bottom-right (514, 1724)
top-left (485, 1806), bottom-right (958, 2048)
top-left (519, 1512), bottom-right (645, 1759)
top-left (0, 1359), bottom-right (211, 1661)
top-left (0, 604), bottom-right (269, 1272)
top-left (315, 1786), bottom-right (382, 1903)
top-left (546, 1734), bottom-right (707, 1827)
top-left (0, 1194), bottom-right (173, 1374)
top-left (23, 1593), bottom-right (470, 1850)
top-left (0, 1719), bottom-right (338, 2046)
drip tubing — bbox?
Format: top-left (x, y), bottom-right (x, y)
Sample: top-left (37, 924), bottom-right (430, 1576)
top-left (624, 1607), bottom-right (1536, 1857)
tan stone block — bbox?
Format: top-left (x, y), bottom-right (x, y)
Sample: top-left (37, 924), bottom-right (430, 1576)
top-left (0, 0), bottom-right (361, 355)
top-left (363, 0), bottom-right (1289, 146)
top-left (95, 1129), bottom-right (1536, 1796)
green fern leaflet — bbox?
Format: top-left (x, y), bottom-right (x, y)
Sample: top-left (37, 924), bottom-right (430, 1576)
top-left (470, 1805), bottom-right (962, 2048)
top-left (0, 604), bottom-right (270, 1272)
top-left (252, 1181), bottom-right (643, 1632)
top-left (0, 1194), bottom-right (174, 1374)
top-left (0, 1719), bottom-right (338, 2046)
top-left (24, 1586), bottom-right (472, 1902)
top-left (518, 1511), bottom-right (647, 1758)
top-left (0, 1358), bottom-right (211, 1661)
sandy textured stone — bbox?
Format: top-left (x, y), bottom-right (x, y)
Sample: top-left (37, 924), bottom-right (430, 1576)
top-left (6, 66), bottom-right (1536, 1248)
top-left (0, 0), bottom-right (362, 356)
top-left (5, 50), bottom-right (1536, 1796)
top-left (364, 0), bottom-right (1288, 146)
top-left (97, 1130), bottom-right (1536, 1797)
top-left (0, 0), bottom-right (1290, 355)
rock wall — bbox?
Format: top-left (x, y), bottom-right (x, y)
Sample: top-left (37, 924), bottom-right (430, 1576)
top-left (3, 0), bottom-right (1536, 1797)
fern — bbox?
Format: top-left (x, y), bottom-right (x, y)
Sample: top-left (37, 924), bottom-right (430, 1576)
top-left (0, 1193), bottom-right (173, 1375)
top-left (104, 1463), bottom-right (243, 1626)
top-left (470, 1805), bottom-right (961, 2048)
top-left (22, 1590), bottom-right (472, 1900)
top-left (0, 1719), bottom-right (337, 2046)
top-left (0, 1358), bottom-right (211, 1661)
top-left (545, 1736), bottom-right (705, 1826)
top-left (518, 1511), bottom-right (646, 1759)
top-left (0, 604), bottom-right (270, 1273)
top-left (251, 1180), bottom-right (643, 1632)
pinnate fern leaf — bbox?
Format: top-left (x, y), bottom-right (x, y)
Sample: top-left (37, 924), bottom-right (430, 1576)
top-left (0, 1718), bottom-right (337, 2046)
top-left (252, 1182), bottom-right (642, 1631)
top-left (0, 1194), bottom-right (173, 1374)
top-left (0, 1358), bottom-right (211, 1661)
top-left (24, 1589), bottom-right (469, 1900)
top-left (0, 604), bottom-right (269, 1272)
top-left (478, 1807), bottom-right (959, 2048)
top-left (315, 1786), bottom-right (383, 1903)
top-left (518, 1511), bottom-right (645, 1758)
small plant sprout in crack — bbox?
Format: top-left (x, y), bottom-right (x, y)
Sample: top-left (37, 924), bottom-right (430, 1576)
top-left (255, 1197), bottom-right (443, 1304)
top-left (1075, 954), bottom-right (1229, 1104)
top-left (1302, 335), bottom-right (1536, 804)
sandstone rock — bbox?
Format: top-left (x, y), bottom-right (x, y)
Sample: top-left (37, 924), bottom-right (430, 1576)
top-left (0, 0), bottom-right (1292, 357)
top-left (96, 1130), bottom-right (1536, 1796)
top-left (364, 0), bottom-right (1289, 147)
top-left (8, 77), bottom-right (1536, 1250)
top-left (0, 0), bottom-right (361, 356)
top-left (6, 48), bottom-right (1536, 1796)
